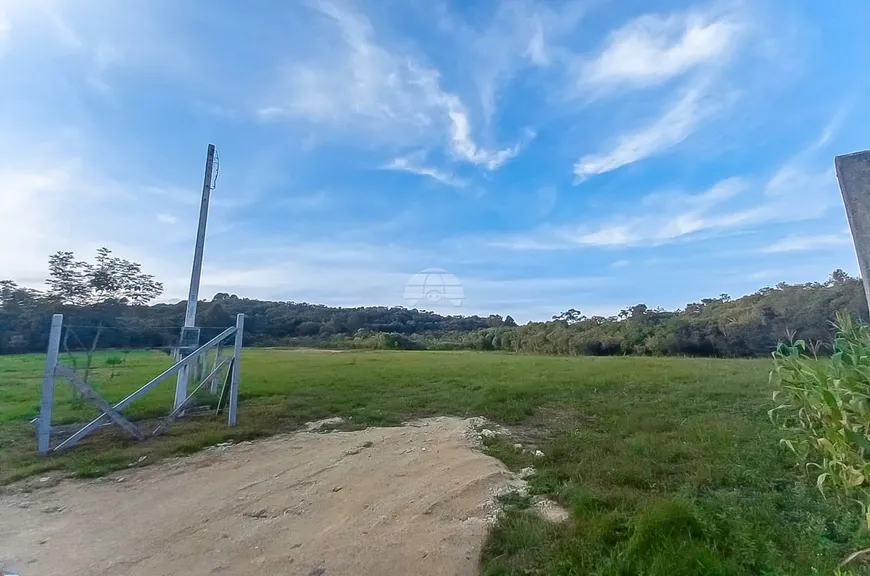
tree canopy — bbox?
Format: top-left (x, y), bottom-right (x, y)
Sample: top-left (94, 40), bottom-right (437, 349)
top-left (46, 248), bottom-right (163, 306)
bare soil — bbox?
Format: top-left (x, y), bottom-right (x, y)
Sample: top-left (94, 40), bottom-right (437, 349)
top-left (0, 417), bottom-right (522, 576)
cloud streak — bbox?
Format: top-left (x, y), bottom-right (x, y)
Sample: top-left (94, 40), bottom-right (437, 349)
top-left (446, 0), bottom-right (587, 118)
top-left (495, 157), bottom-right (840, 251)
top-left (763, 232), bottom-right (851, 254)
top-left (566, 3), bottom-right (751, 182)
top-left (574, 84), bottom-right (722, 180)
top-left (577, 5), bottom-right (742, 91)
top-left (259, 1), bottom-right (524, 170)
top-left (385, 156), bottom-right (467, 188)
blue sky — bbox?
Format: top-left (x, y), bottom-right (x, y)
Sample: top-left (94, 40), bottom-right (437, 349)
top-left (1, 0), bottom-right (868, 322)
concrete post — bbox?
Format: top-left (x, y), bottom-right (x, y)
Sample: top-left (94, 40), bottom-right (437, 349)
top-left (228, 314), bottom-right (244, 427)
top-left (835, 150), bottom-right (870, 309)
top-left (38, 314), bottom-right (63, 455)
top-left (175, 144), bottom-right (216, 410)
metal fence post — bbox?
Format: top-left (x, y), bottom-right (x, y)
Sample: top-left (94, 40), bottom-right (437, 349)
top-left (174, 363), bottom-right (190, 412)
top-left (210, 343), bottom-right (221, 394)
top-left (228, 314), bottom-right (244, 427)
top-left (38, 314), bottom-right (63, 455)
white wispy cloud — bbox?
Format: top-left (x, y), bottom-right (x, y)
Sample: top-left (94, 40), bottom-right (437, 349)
top-left (577, 5), bottom-right (742, 91)
top-left (524, 22), bottom-right (549, 67)
top-left (493, 160), bottom-right (839, 250)
top-left (763, 232), bottom-right (851, 254)
top-left (385, 156), bottom-right (467, 188)
top-left (443, 0), bottom-right (587, 118)
top-left (573, 84), bottom-right (722, 180)
top-left (764, 164), bottom-right (835, 198)
top-left (257, 1), bottom-right (423, 128)
top-left (565, 2), bottom-right (751, 181)
top-left (413, 71), bottom-right (528, 168)
top-left (258, 0), bottom-right (523, 170)
top-left (568, 173), bottom-right (834, 247)
top-left (157, 213), bottom-right (178, 225)
top-left (445, 101), bottom-right (522, 168)
top-left (807, 100), bottom-right (854, 151)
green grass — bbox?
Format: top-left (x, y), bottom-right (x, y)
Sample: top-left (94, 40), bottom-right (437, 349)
top-left (0, 349), bottom-right (867, 574)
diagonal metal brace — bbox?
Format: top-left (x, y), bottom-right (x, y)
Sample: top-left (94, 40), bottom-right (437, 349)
top-left (55, 366), bottom-right (143, 441)
top-left (50, 326), bottom-right (236, 452)
top-left (153, 356), bottom-right (232, 435)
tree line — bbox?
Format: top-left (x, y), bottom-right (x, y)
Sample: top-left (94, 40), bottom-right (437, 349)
top-left (316, 269), bottom-right (866, 357)
top-left (1, 248), bottom-right (866, 358)
top-left (457, 270), bottom-right (867, 357)
top-left (0, 283), bottom-right (512, 354)
top-left (0, 248), bottom-right (504, 353)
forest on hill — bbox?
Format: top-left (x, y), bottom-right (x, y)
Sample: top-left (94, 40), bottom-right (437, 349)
top-left (1, 268), bottom-right (865, 358)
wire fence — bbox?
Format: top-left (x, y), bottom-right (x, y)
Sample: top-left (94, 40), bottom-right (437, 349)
top-left (45, 322), bottom-right (237, 429)
top-left (60, 324), bottom-right (235, 353)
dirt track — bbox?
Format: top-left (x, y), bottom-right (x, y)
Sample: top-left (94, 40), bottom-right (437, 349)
top-left (0, 417), bottom-right (521, 576)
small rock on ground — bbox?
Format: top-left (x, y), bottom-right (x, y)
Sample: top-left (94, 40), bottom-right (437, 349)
top-left (533, 497), bottom-right (570, 523)
top-left (305, 416), bottom-right (345, 431)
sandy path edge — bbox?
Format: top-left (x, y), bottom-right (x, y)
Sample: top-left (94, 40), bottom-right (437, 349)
top-left (0, 416), bottom-right (524, 576)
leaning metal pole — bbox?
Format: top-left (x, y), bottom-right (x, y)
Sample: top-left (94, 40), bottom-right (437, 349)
top-left (174, 144), bottom-right (217, 410)
top-left (835, 150), bottom-right (870, 309)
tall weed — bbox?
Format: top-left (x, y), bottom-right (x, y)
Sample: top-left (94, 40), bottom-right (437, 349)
top-left (770, 312), bottom-right (870, 531)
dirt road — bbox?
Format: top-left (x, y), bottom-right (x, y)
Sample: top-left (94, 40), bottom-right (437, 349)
top-left (0, 417), bottom-right (520, 576)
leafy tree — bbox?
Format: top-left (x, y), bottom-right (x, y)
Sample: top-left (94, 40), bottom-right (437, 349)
top-left (47, 247), bottom-right (163, 305)
top-left (628, 304), bottom-right (648, 319)
top-left (553, 309), bottom-right (585, 324)
top-left (0, 280), bottom-right (42, 312)
top-left (45, 247), bottom-right (164, 387)
top-left (829, 269), bottom-right (850, 286)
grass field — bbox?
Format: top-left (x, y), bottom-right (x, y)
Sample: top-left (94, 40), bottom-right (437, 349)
top-left (1, 349), bottom-right (867, 574)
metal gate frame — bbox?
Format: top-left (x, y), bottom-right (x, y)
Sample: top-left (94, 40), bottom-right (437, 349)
top-left (36, 313), bottom-right (244, 455)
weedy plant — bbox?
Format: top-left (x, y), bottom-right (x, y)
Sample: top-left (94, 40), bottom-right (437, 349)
top-left (105, 354), bottom-right (125, 379)
top-left (770, 312), bottom-right (870, 566)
